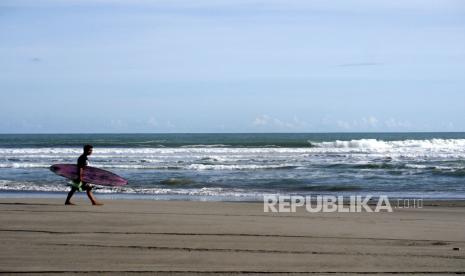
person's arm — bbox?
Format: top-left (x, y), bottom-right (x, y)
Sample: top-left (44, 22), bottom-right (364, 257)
top-left (79, 167), bottom-right (84, 182)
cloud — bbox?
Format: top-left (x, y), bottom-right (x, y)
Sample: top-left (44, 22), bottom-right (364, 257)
top-left (336, 116), bottom-right (379, 130)
top-left (384, 118), bottom-right (411, 129)
top-left (336, 116), bottom-right (415, 131)
top-left (165, 120), bottom-right (175, 129)
top-left (336, 120), bottom-right (351, 130)
top-left (30, 57), bottom-right (42, 63)
top-left (254, 115), bottom-right (293, 128)
top-left (146, 117), bottom-right (175, 130)
top-left (147, 117), bottom-right (159, 127)
top-left (108, 119), bottom-right (127, 129)
top-left (253, 115), bottom-right (270, 126)
top-left (252, 114), bottom-right (310, 131)
top-left (362, 116), bottom-right (379, 127)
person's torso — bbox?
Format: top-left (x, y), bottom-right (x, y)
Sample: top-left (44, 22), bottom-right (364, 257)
top-left (77, 154), bottom-right (89, 168)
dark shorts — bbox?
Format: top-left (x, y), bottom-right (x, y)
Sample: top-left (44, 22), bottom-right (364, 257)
top-left (70, 181), bottom-right (93, 192)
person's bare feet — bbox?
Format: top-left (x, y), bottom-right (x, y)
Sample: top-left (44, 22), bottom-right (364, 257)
top-left (92, 202), bottom-right (104, 206)
top-left (65, 202), bottom-right (76, 205)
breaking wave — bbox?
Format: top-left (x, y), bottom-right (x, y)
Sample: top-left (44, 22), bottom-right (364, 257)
top-left (312, 138), bottom-right (465, 150)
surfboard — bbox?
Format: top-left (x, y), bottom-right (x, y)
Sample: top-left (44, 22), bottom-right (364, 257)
top-left (50, 164), bottom-right (128, 186)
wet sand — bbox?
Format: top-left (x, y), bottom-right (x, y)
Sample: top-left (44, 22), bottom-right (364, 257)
top-left (0, 198), bottom-right (464, 275)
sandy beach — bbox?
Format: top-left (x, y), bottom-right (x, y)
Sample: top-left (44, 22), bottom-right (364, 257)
top-left (0, 198), bottom-right (464, 275)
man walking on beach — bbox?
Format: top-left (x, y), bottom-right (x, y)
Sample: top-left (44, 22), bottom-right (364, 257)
top-left (65, 144), bottom-right (103, 206)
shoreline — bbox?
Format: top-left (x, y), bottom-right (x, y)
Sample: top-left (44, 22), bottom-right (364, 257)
top-left (2, 191), bottom-right (465, 207)
top-left (1, 197), bottom-right (464, 274)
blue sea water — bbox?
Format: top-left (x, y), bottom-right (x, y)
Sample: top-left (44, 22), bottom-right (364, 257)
top-left (1, 133), bottom-right (465, 200)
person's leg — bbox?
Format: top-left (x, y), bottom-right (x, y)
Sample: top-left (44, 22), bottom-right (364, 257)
top-left (85, 185), bottom-right (103, 205)
top-left (65, 187), bottom-right (77, 205)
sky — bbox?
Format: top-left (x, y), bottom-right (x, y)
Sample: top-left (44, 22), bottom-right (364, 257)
top-left (1, 0), bottom-right (465, 133)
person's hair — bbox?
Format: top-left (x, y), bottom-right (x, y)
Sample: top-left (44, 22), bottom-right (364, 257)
top-left (83, 144), bottom-right (93, 152)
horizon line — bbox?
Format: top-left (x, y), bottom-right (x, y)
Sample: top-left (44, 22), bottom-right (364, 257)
top-left (1, 131), bottom-right (465, 135)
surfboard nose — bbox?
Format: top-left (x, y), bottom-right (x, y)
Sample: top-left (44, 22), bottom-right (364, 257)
top-left (50, 164), bottom-right (65, 174)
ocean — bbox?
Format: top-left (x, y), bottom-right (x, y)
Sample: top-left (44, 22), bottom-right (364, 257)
top-left (1, 133), bottom-right (465, 200)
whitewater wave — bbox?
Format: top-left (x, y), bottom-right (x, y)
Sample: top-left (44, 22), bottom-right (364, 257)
top-left (313, 138), bottom-right (465, 150)
top-left (2, 139), bottom-right (465, 154)
top-left (0, 163), bottom-right (50, 169)
top-left (185, 164), bottom-right (300, 170)
top-left (1, 139), bottom-right (465, 172)
top-left (0, 162), bottom-right (302, 170)
top-left (0, 180), bottom-right (261, 197)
